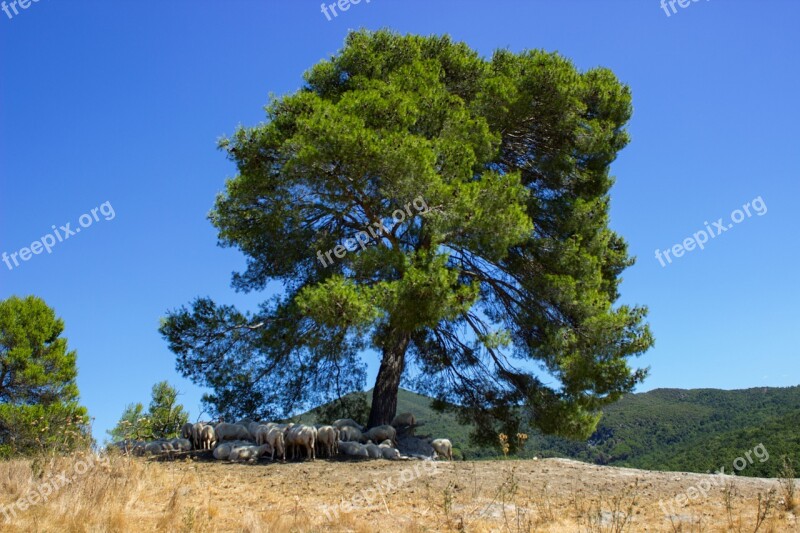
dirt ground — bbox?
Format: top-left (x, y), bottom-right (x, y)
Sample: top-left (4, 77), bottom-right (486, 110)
top-left (0, 454), bottom-right (797, 532)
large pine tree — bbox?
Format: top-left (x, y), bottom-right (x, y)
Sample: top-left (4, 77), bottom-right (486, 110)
top-left (160, 30), bottom-right (653, 442)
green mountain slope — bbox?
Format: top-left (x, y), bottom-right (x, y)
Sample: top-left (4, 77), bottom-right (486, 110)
top-left (297, 386), bottom-right (800, 477)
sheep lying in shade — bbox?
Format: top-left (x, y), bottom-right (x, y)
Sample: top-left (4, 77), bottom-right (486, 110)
top-left (431, 438), bottom-right (453, 461)
top-left (212, 440), bottom-right (254, 461)
top-left (337, 441), bottom-right (369, 458)
top-left (215, 423), bottom-right (252, 443)
top-left (364, 442), bottom-right (383, 459)
top-left (381, 446), bottom-right (402, 460)
top-left (229, 444), bottom-right (271, 463)
top-left (170, 438), bottom-right (192, 452)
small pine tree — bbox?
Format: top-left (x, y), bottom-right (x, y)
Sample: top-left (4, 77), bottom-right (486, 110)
top-left (108, 381), bottom-right (188, 441)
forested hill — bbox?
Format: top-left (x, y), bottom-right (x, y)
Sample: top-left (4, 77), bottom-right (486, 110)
top-left (527, 386), bottom-right (800, 477)
top-left (300, 386), bottom-right (800, 477)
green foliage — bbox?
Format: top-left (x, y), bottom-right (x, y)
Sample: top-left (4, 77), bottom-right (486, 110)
top-left (0, 296), bottom-right (90, 458)
top-left (107, 381), bottom-right (189, 442)
top-left (161, 30), bottom-right (653, 438)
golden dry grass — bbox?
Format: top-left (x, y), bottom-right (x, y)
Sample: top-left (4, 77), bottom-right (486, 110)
top-left (0, 453), bottom-right (797, 532)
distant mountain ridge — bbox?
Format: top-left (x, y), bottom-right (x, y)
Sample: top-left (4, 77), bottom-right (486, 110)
top-left (298, 386), bottom-right (800, 477)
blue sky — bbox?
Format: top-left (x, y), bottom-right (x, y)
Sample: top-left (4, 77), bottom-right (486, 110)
top-left (1, 1), bottom-right (798, 441)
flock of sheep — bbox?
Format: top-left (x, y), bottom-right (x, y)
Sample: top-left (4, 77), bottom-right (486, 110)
top-left (113, 412), bottom-right (454, 464)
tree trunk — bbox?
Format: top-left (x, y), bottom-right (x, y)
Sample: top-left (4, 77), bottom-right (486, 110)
top-left (367, 332), bottom-right (410, 429)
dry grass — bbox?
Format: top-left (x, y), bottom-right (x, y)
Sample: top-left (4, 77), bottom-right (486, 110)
top-left (0, 454), bottom-right (797, 532)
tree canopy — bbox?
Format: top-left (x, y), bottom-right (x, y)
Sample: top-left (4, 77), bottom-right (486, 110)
top-left (160, 29), bottom-right (653, 442)
top-left (0, 295), bottom-right (90, 457)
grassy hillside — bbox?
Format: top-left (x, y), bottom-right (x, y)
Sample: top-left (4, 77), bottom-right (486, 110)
top-left (298, 386), bottom-right (800, 477)
top-left (520, 387), bottom-right (800, 477)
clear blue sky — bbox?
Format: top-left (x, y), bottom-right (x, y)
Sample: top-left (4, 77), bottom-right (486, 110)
top-left (1, 1), bottom-right (798, 441)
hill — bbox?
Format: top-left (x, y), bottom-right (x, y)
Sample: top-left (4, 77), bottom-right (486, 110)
top-left (297, 386), bottom-right (800, 477)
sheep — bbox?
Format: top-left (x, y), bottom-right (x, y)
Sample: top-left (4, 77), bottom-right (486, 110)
top-left (235, 417), bottom-right (255, 429)
top-left (285, 424), bottom-right (316, 461)
top-left (380, 447), bottom-right (402, 460)
top-left (431, 438), bottom-right (453, 461)
top-left (180, 422), bottom-right (194, 441)
top-left (247, 421), bottom-right (262, 439)
top-left (212, 440), bottom-right (252, 461)
top-left (200, 424), bottom-right (216, 450)
top-left (378, 439), bottom-right (393, 448)
top-left (144, 440), bottom-right (169, 455)
top-left (315, 426), bottom-right (338, 458)
top-left (364, 442), bottom-right (383, 459)
top-left (337, 441), bottom-right (369, 458)
top-left (338, 426), bottom-right (363, 443)
top-left (169, 438), bottom-right (192, 452)
top-left (391, 412), bottom-right (416, 428)
top-left (365, 425), bottom-right (397, 445)
top-left (264, 427), bottom-right (286, 462)
top-left (215, 422), bottom-right (252, 442)
top-left (229, 444), bottom-right (271, 463)
top-left (254, 425), bottom-right (269, 445)
top-left (332, 418), bottom-right (364, 431)
top-left (192, 422), bottom-right (206, 449)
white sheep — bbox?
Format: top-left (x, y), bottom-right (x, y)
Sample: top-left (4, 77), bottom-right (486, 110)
top-left (235, 417), bottom-right (255, 429)
top-left (337, 441), bottom-right (369, 458)
top-left (431, 438), bottom-right (453, 461)
top-left (332, 418), bottom-right (364, 431)
top-left (285, 424), bottom-right (316, 461)
top-left (215, 422), bottom-right (252, 442)
top-left (265, 427), bottom-right (286, 462)
top-left (364, 442), bottom-right (383, 459)
top-left (390, 412), bottom-right (416, 428)
top-left (247, 421), bottom-right (261, 439)
top-left (229, 444), bottom-right (271, 463)
top-left (200, 425), bottom-right (216, 450)
top-left (212, 440), bottom-right (252, 460)
top-left (337, 426), bottom-right (363, 443)
top-left (380, 446), bottom-right (402, 460)
top-left (180, 422), bottom-right (194, 442)
top-left (315, 426), bottom-right (338, 458)
top-left (169, 438), bottom-right (192, 452)
top-left (365, 425), bottom-right (397, 445)
top-left (191, 422), bottom-right (206, 449)
top-left (144, 440), bottom-right (169, 455)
